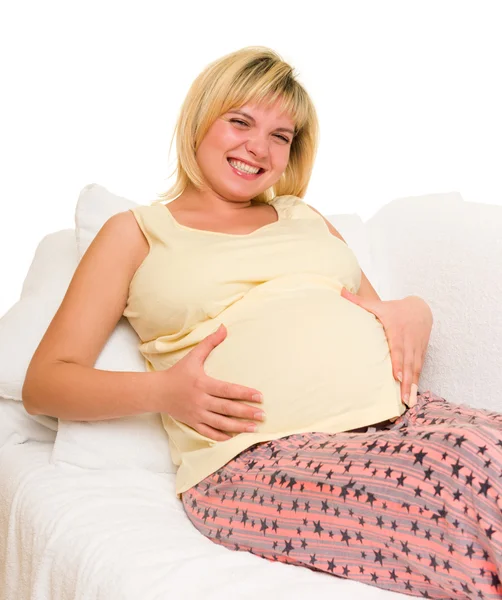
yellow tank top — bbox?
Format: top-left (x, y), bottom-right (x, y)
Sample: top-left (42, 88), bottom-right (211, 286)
top-left (123, 195), bottom-right (405, 500)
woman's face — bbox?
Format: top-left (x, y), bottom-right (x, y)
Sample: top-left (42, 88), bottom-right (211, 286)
top-left (195, 98), bottom-right (296, 202)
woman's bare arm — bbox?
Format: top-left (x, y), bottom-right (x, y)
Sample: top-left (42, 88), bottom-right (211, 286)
top-left (22, 210), bottom-right (160, 421)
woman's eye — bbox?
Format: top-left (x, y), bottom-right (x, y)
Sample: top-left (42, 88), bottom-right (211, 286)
top-left (230, 119), bottom-right (290, 143)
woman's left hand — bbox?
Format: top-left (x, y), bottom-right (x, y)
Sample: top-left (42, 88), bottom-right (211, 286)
top-left (340, 289), bottom-right (433, 408)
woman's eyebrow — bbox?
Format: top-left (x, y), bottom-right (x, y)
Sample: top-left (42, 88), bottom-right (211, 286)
top-left (228, 110), bottom-right (295, 135)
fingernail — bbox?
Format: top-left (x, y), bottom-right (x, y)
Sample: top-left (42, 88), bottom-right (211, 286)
top-left (246, 425), bottom-right (257, 432)
top-left (403, 393), bottom-right (410, 405)
top-left (410, 383), bottom-right (418, 407)
top-left (254, 411), bottom-right (265, 421)
top-left (397, 372), bottom-right (403, 383)
top-left (252, 394), bottom-right (263, 402)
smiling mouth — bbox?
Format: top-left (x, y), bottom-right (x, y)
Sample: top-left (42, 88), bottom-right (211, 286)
top-left (227, 158), bottom-right (266, 174)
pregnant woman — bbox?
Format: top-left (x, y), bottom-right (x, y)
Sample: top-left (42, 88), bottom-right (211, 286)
top-left (23, 46), bottom-right (502, 599)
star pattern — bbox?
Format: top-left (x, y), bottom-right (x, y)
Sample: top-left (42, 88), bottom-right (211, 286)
top-left (182, 391), bottom-right (502, 599)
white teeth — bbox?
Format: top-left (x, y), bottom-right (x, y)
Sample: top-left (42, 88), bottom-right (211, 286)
top-left (228, 159), bottom-right (261, 174)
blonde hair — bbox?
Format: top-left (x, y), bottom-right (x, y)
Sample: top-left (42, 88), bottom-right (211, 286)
top-left (152, 46), bottom-right (319, 206)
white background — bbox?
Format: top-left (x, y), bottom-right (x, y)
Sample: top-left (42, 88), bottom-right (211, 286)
top-left (1, 0), bottom-right (501, 318)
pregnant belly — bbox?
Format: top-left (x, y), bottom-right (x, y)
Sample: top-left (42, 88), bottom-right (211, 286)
top-left (202, 286), bottom-right (404, 435)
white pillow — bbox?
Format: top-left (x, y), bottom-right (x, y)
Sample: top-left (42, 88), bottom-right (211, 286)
top-left (49, 183), bottom-right (176, 473)
top-left (50, 316), bottom-right (176, 474)
top-left (75, 183), bottom-right (139, 259)
top-left (0, 182), bottom-right (175, 472)
top-left (0, 229), bottom-right (78, 402)
top-left (0, 229), bottom-right (76, 446)
top-left (0, 398), bottom-right (57, 447)
top-left (364, 192), bottom-right (502, 412)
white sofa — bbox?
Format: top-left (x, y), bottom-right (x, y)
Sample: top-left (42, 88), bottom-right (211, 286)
top-left (1, 184), bottom-right (500, 600)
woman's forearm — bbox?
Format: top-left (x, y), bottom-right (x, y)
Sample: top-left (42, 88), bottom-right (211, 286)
top-left (22, 360), bottom-right (158, 421)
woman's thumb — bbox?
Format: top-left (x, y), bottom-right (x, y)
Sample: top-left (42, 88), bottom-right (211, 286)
top-left (209, 323), bottom-right (226, 343)
top-left (194, 324), bottom-right (226, 363)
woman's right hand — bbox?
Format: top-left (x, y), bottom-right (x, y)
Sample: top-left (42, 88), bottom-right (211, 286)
top-left (151, 324), bottom-right (265, 441)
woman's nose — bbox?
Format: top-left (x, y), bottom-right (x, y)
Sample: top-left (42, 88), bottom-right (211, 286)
top-left (245, 138), bottom-right (268, 158)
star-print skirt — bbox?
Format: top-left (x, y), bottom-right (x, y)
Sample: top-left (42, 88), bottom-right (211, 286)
top-left (181, 391), bottom-right (502, 599)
